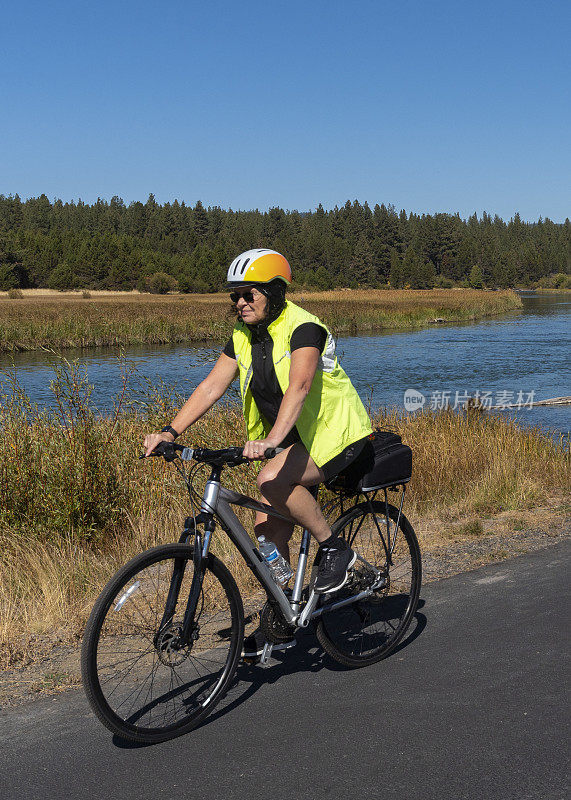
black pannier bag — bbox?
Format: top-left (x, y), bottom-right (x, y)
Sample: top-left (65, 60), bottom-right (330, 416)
top-left (327, 430), bottom-right (413, 494)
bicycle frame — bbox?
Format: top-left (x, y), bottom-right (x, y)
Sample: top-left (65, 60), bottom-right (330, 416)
top-left (168, 463), bottom-right (395, 650)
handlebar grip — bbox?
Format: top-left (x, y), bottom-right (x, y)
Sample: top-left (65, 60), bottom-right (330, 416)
top-left (140, 441), bottom-right (184, 461)
top-left (264, 447), bottom-right (284, 459)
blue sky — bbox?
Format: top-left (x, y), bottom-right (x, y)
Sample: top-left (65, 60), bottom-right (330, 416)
top-left (1, 0), bottom-right (569, 221)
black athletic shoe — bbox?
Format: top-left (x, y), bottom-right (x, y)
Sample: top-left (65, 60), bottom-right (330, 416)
top-left (241, 627), bottom-right (296, 658)
top-left (314, 540), bottom-right (357, 594)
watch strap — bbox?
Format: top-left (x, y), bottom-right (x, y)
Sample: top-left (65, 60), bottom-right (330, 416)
top-left (160, 425), bottom-right (180, 439)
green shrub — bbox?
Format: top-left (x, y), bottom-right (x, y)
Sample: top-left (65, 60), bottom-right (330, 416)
top-left (554, 273), bottom-right (571, 289)
top-left (434, 275), bottom-right (454, 289)
top-left (177, 274), bottom-right (191, 293)
top-left (178, 274), bottom-right (209, 293)
top-left (146, 272), bottom-right (178, 294)
top-left (534, 272), bottom-right (571, 289)
top-left (48, 261), bottom-right (76, 291)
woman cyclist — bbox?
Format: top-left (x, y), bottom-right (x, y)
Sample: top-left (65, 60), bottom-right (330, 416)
top-left (143, 249), bottom-right (375, 655)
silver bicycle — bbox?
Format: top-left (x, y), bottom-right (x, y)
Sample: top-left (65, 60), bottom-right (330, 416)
top-left (81, 441), bottom-right (421, 743)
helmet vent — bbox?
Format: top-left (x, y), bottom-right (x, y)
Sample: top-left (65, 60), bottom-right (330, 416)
top-left (226, 248), bottom-right (291, 286)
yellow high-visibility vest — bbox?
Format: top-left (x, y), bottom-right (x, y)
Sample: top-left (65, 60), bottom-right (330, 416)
top-left (232, 300), bottom-right (372, 467)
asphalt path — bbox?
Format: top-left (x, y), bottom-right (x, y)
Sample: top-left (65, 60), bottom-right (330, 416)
top-left (1, 540), bottom-right (569, 800)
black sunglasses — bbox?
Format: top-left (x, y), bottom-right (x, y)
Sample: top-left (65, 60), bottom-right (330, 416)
top-left (230, 290), bottom-right (256, 303)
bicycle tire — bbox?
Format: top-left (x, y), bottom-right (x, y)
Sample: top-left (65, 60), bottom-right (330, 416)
top-left (316, 500), bottom-right (421, 668)
top-left (81, 543), bottom-right (244, 743)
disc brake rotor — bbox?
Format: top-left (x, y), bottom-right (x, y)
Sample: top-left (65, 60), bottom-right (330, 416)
top-left (155, 624), bottom-right (193, 666)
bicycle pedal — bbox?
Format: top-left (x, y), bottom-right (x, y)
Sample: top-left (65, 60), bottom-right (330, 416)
top-left (259, 642), bottom-right (274, 665)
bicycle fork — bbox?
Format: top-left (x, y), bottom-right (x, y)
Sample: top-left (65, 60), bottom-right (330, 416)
top-left (155, 511), bottom-right (214, 649)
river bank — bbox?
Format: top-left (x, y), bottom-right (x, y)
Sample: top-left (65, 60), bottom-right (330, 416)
top-left (0, 288), bottom-right (521, 352)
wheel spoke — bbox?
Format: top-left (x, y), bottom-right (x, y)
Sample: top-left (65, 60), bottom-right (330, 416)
top-left (317, 501), bottom-right (421, 666)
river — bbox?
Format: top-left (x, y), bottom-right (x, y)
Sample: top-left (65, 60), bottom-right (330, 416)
top-left (1, 292), bottom-right (569, 437)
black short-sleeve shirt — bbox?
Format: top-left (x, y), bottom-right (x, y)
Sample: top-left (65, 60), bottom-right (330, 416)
top-left (223, 322), bottom-right (327, 445)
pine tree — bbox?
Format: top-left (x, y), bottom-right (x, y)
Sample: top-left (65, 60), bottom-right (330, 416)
top-left (263, 206), bottom-right (286, 240)
top-left (350, 234), bottom-right (377, 286)
top-left (192, 201), bottom-right (209, 240)
top-left (23, 194), bottom-right (52, 233)
top-left (389, 249), bottom-right (402, 288)
top-left (0, 236), bottom-right (26, 288)
top-left (47, 260), bottom-right (75, 290)
top-left (401, 247), bottom-right (420, 287)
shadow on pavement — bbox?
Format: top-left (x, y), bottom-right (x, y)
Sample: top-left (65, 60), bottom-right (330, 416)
top-left (112, 597), bottom-right (427, 748)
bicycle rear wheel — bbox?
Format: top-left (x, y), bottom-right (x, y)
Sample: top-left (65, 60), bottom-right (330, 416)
top-left (81, 543), bottom-right (243, 743)
top-left (316, 500), bottom-right (421, 668)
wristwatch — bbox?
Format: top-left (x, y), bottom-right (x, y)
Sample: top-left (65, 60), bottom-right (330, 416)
top-left (160, 425), bottom-right (180, 439)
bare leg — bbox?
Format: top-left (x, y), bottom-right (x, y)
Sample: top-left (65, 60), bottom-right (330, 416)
top-left (254, 443), bottom-right (332, 557)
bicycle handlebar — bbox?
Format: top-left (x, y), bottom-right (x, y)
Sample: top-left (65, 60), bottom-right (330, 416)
top-left (140, 441), bottom-right (282, 465)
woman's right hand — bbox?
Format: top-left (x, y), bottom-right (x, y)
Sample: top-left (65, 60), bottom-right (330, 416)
top-left (143, 432), bottom-right (175, 458)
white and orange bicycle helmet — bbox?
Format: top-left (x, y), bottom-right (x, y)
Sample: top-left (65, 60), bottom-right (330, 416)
top-left (226, 248), bottom-right (292, 287)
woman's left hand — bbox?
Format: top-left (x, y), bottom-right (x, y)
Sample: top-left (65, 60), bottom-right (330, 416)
top-left (243, 439), bottom-right (277, 460)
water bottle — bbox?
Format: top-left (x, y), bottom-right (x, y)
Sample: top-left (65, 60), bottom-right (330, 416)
top-left (257, 536), bottom-right (294, 585)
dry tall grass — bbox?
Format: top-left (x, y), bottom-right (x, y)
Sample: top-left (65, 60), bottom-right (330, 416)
top-left (0, 289), bottom-right (521, 351)
top-left (0, 358), bottom-right (567, 668)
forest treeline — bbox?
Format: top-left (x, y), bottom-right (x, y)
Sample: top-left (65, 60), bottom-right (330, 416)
top-left (0, 193), bottom-right (569, 292)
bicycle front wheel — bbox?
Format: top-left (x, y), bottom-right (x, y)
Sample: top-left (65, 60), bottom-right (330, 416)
top-left (316, 500), bottom-right (421, 668)
top-left (81, 543), bottom-right (243, 743)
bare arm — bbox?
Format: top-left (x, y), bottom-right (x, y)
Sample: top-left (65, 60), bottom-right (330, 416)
top-left (243, 347), bottom-right (320, 458)
top-left (144, 353), bottom-right (238, 455)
